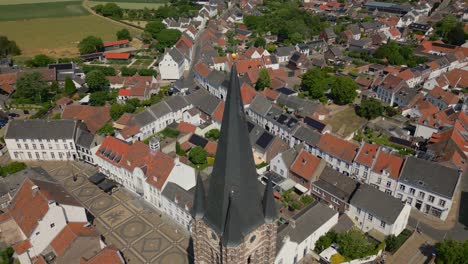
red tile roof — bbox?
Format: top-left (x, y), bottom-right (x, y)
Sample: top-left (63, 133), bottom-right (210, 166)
top-left (236, 59), bottom-right (265, 74)
top-left (211, 101), bottom-right (225, 123)
top-left (51, 223), bottom-right (98, 256)
top-left (204, 141), bottom-right (217, 155)
top-left (118, 88), bottom-right (131, 97)
top-left (261, 88), bottom-right (280, 100)
top-left (177, 121), bottom-right (197, 134)
top-left (81, 246), bottom-right (124, 264)
top-left (317, 133), bottom-right (359, 163)
top-left (13, 240), bottom-right (31, 254)
top-left (194, 62), bottom-right (211, 78)
top-left (240, 83), bottom-right (257, 104)
top-left (444, 69), bottom-right (468, 88)
top-left (104, 53), bottom-right (130, 60)
top-left (388, 28), bottom-right (401, 38)
top-left (56, 97), bottom-right (73, 106)
top-left (372, 151), bottom-right (404, 179)
top-left (290, 149), bottom-right (321, 181)
top-left (62, 105), bottom-right (111, 134)
top-left (103, 39), bottom-right (129, 47)
top-left (0, 72), bottom-right (17, 94)
top-left (428, 86), bottom-right (460, 105)
top-left (397, 69), bottom-right (413, 81)
top-left (354, 143), bottom-right (379, 167)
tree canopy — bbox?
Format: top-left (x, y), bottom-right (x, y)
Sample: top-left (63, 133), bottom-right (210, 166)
top-left (336, 230), bottom-right (378, 260)
top-left (255, 68), bottom-right (271, 91)
top-left (0, 36), bottom-right (21, 58)
top-left (315, 231), bottom-right (338, 253)
top-left (375, 41), bottom-right (427, 67)
top-left (436, 239), bottom-right (468, 264)
top-left (90, 91), bottom-right (113, 106)
top-left (116, 28), bottom-right (132, 41)
top-left (189, 146), bottom-right (207, 165)
top-left (330, 76), bottom-right (358, 105)
top-left (78, 36), bottom-right (103, 55)
top-left (243, 0), bottom-right (328, 44)
top-left (85, 70), bottom-right (109, 92)
top-left (300, 68), bottom-right (334, 101)
top-left (94, 3), bottom-right (123, 19)
top-left (253, 37), bottom-right (267, 48)
top-left (64, 77), bottom-right (76, 96)
top-left (120, 67), bottom-right (138, 76)
top-left (154, 29), bottom-right (182, 52)
top-left (205, 129), bottom-right (220, 141)
top-left (356, 98), bottom-right (384, 120)
top-left (145, 21), bottom-right (165, 39)
top-left (13, 72), bottom-right (51, 104)
top-left (25, 54), bottom-right (55, 68)
top-left (435, 15), bottom-right (467, 45)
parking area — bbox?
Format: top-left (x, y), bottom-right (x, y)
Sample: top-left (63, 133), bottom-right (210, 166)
top-left (31, 161), bottom-right (192, 264)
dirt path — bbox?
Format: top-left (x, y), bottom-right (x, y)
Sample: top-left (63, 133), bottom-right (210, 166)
top-left (81, 0), bottom-right (143, 33)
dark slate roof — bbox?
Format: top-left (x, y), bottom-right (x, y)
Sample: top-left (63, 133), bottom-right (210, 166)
top-left (32, 178), bottom-right (82, 206)
top-left (0, 167), bottom-right (54, 197)
top-left (255, 131), bottom-right (275, 151)
top-left (350, 184), bottom-right (406, 224)
top-left (149, 101), bottom-right (173, 119)
top-left (262, 174), bottom-right (278, 223)
top-left (399, 157), bottom-right (460, 198)
top-left (185, 89), bottom-right (220, 115)
top-left (202, 64), bottom-right (266, 244)
top-left (332, 214), bottom-right (354, 233)
top-left (192, 174), bottom-right (205, 219)
top-left (169, 47), bottom-right (185, 65)
top-left (165, 95), bottom-right (189, 111)
top-left (276, 87), bottom-right (296, 96)
top-left (292, 125), bottom-right (321, 147)
top-left (206, 71), bottom-right (227, 88)
top-left (75, 129), bottom-right (95, 148)
top-left (133, 110), bottom-right (156, 127)
top-left (5, 119), bottom-right (79, 140)
top-left (189, 133), bottom-right (208, 147)
top-left (249, 94), bottom-right (272, 116)
top-left (162, 182), bottom-right (194, 212)
top-left (281, 148), bottom-right (298, 168)
top-left (314, 167), bottom-right (358, 201)
top-left (304, 116), bottom-right (326, 132)
top-left (277, 202), bottom-right (336, 246)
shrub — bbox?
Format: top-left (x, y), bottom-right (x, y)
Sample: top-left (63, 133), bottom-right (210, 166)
top-left (160, 127), bottom-right (180, 138)
top-left (315, 231), bottom-right (338, 253)
top-left (0, 162), bottom-right (26, 177)
top-left (189, 146), bottom-right (207, 165)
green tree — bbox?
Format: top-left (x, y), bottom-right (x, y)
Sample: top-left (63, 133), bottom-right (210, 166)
top-left (155, 29), bottom-right (182, 52)
top-left (337, 230), bottom-right (375, 260)
top-left (176, 141), bottom-right (186, 156)
top-left (64, 76), bottom-right (76, 96)
top-left (253, 37), bottom-right (267, 48)
top-left (300, 68), bottom-right (331, 100)
top-left (86, 70), bottom-right (109, 92)
top-left (101, 3), bottom-right (123, 18)
top-left (205, 129), bottom-right (220, 140)
top-left (0, 247), bottom-right (14, 264)
top-left (435, 239), bottom-right (468, 264)
top-left (138, 68), bottom-right (157, 76)
top-left (189, 146), bottom-right (207, 165)
top-left (435, 15), bottom-right (458, 39)
top-left (25, 54), bottom-right (55, 68)
top-left (0, 36), bottom-right (21, 57)
top-left (255, 68), bottom-right (271, 91)
top-left (356, 98), bottom-right (384, 120)
top-left (330, 76), bottom-right (357, 105)
top-left (446, 26), bottom-right (467, 46)
top-left (315, 231), bottom-right (338, 253)
top-left (82, 65), bottom-right (116, 76)
top-left (97, 123), bottom-right (114, 135)
top-left (78, 36), bottom-right (103, 55)
top-left (14, 72), bottom-right (50, 103)
top-left (90, 91), bottom-right (111, 106)
top-left (0, 162), bottom-right (26, 177)
top-left (116, 28), bottom-right (132, 41)
top-left (120, 67), bottom-right (138, 76)
top-left (110, 103), bottom-right (136, 120)
top-left (145, 21), bottom-right (166, 39)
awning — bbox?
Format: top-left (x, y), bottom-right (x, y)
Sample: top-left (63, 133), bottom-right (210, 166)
top-left (88, 173), bottom-right (105, 184)
top-left (294, 183), bottom-right (308, 193)
top-left (98, 179), bottom-right (116, 192)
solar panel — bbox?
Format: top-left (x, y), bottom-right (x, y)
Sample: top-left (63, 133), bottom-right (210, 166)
top-left (277, 114), bottom-right (288, 124)
top-left (256, 132), bottom-right (274, 149)
top-left (277, 87), bottom-right (296, 95)
top-left (189, 134), bottom-right (208, 147)
top-left (433, 42), bottom-right (456, 49)
top-left (389, 136), bottom-right (412, 147)
top-left (247, 121), bottom-right (254, 132)
top-left (304, 116), bottom-right (326, 131)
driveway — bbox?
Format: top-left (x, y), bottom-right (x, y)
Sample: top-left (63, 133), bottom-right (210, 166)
top-left (34, 161), bottom-right (192, 264)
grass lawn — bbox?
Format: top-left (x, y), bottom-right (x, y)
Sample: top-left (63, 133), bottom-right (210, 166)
top-left (92, 0), bottom-right (168, 2)
top-left (0, 0), bottom-right (77, 4)
top-left (132, 59), bottom-right (154, 68)
top-left (0, 16), bottom-right (138, 57)
top-left (0, 1), bottom-right (87, 21)
top-left (88, 1), bottom-right (166, 9)
top-left (323, 106), bottom-right (367, 138)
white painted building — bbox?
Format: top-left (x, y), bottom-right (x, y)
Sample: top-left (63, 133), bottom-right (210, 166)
top-left (347, 184), bottom-right (411, 236)
top-left (275, 203), bottom-right (338, 264)
top-left (5, 120), bottom-right (84, 162)
top-left (159, 47), bottom-right (189, 80)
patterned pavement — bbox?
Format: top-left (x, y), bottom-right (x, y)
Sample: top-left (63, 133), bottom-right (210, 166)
top-left (33, 161), bottom-right (192, 264)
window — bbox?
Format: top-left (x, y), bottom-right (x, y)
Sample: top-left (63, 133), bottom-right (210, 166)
top-left (280, 169), bottom-right (284, 176)
top-left (25, 144), bottom-right (29, 150)
top-left (428, 195), bottom-right (435, 203)
top-left (35, 152), bottom-right (40, 159)
top-left (51, 152), bottom-right (55, 159)
top-left (410, 188), bottom-right (415, 195)
top-left (17, 143), bottom-right (21, 148)
top-left (377, 178), bottom-right (381, 184)
top-left (418, 192), bottom-right (425, 199)
top-left (28, 152), bottom-right (32, 159)
top-left (40, 144), bottom-right (44, 149)
top-left (331, 197), bottom-right (339, 204)
top-left (50, 223), bottom-right (55, 228)
top-left (385, 189), bottom-right (392, 195)
top-left (380, 221), bottom-right (386, 228)
top-left (357, 208), bottom-right (361, 214)
top-left (407, 197), bottom-right (413, 204)
top-left (368, 214), bottom-right (373, 221)
top-left (386, 181), bottom-right (391, 187)
top-left (399, 185), bottom-right (406, 191)
top-left (64, 144), bottom-right (68, 149)
top-left (36, 232), bottom-right (40, 236)
top-left (273, 165), bottom-right (277, 172)
top-left (355, 168), bottom-right (359, 174)
top-left (363, 171), bottom-right (368, 178)
top-left (32, 144), bottom-right (37, 150)
top-left (397, 193), bottom-right (403, 199)
top-left (439, 199), bottom-right (446, 207)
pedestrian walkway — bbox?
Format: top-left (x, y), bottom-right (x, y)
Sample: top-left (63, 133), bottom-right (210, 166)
top-left (387, 232), bottom-right (435, 264)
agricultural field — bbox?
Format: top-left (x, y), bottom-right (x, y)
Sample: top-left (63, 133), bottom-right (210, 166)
top-left (87, 1), bottom-right (167, 9)
top-left (0, 1), bottom-right (87, 21)
top-left (0, 16), bottom-right (138, 57)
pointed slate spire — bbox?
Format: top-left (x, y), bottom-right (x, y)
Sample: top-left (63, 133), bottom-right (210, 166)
top-left (204, 63), bottom-right (265, 244)
top-left (192, 172), bottom-right (205, 220)
top-left (262, 174), bottom-right (278, 223)
top-left (222, 195), bottom-right (243, 247)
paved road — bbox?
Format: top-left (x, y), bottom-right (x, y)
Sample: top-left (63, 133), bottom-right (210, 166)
top-left (34, 161), bottom-right (192, 264)
top-left (387, 233), bottom-right (435, 264)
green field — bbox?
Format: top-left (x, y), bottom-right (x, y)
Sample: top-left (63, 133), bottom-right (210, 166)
top-left (0, 16), bottom-right (138, 57)
top-left (88, 1), bottom-right (166, 9)
top-left (92, 0), bottom-right (168, 2)
top-left (0, 1), bottom-right (87, 21)
top-left (0, 0), bottom-right (77, 4)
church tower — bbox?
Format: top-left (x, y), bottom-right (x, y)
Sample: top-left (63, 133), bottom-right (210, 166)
top-left (192, 64), bottom-right (278, 264)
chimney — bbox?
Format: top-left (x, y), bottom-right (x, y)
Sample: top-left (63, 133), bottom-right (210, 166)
top-left (31, 185), bottom-right (39, 197)
top-left (149, 137), bottom-right (160, 154)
